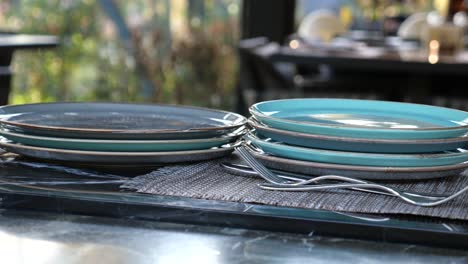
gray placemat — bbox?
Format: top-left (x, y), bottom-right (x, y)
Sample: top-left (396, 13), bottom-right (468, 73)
top-left (122, 158), bottom-right (468, 221)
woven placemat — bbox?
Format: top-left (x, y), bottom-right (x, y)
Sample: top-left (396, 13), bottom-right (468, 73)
top-left (122, 157), bottom-right (468, 221)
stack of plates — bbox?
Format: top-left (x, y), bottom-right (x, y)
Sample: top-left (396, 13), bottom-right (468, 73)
top-left (247, 98), bottom-right (468, 180)
top-left (0, 102), bottom-right (247, 166)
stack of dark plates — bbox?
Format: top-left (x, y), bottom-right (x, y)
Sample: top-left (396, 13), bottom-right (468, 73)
top-left (247, 98), bottom-right (468, 180)
top-left (0, 102), bottom-right (247, 167)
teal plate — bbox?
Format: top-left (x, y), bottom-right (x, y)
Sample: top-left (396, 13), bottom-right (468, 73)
top-left (250, 99), bottom-right (468, 139)
top-left (249, 118), bottom-right (468, 153)
top-left (0, 129), bottom-right (243, 152)
top-left (0, 140), bottom-right (234, 164)
top-left (246, 133), bottom-right (468, 167)
top-left (246, 145), bottom-right (468, 180)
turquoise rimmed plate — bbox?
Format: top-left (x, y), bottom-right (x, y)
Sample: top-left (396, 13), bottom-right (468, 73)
top-left (246, 145), bottom-right (468, 180)
top-left (246, 133), bottom-right (468, 167)
top-left (0, 128), bottom-right (244, 152)
top-left (249, 118), bottom-right (468, 153)
top-left (0, 140), bottom-right (234, 164)
top-left (250, 99), bottom-right (468, 139)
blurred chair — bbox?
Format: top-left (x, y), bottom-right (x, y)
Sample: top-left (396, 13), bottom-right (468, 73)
top-left (238, 37), bottom-right (315, 109)
top-left (0, 66), bottom-right (12, 105)
top-left (0, 32), bottom-right (58, 105)
top-left (237, 37), bottom-right (342, 115)
top-left (0, 31), bottom-right (16, 105)
top-left (238, 37), bottom-right (294, 110)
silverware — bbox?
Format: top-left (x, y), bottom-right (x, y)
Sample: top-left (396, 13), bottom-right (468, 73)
top-left (221, 162), bottom-right (446, 199)
top-left (221, 162), bottom-right (312, 181)
top-left (258, 183), bottom-right (468, 207)
top-left (234, 144), bottom-right (468, 207)
top-left (236, 144), bottom-right (292, 184)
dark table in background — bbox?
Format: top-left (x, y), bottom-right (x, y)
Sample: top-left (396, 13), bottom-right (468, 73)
top-left (0, 33), bottom-right (59, 105)
top-left (267, 39), bottom-right (468, 106)
top-left (270, 43), bottom-right (468, 75)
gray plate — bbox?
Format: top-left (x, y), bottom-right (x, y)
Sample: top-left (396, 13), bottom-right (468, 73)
top-left (0, 141), bottom-right (234, 164)
top-left (0, 129), bottom-right (243, 152)
top-left (249, 119), bottom-right (468, 153)
top-left (247, 145), bottom-right (468, 180)
top-left (0, 102), bottom-right (247, 139)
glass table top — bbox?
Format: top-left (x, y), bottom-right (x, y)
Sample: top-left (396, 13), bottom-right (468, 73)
top-left (0, 154), bottom-right (467, 251)
top-left (0, 210), bottom-right (467, 264)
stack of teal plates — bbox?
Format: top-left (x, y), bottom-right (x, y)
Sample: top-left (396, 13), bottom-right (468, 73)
top-left (247, 98), bottom-right (468, 180)
top-left (0, 102), bottom-right (247, 165)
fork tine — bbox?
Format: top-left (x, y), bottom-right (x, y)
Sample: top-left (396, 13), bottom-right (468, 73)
top-left (236, 145), bottom-right (289, 184)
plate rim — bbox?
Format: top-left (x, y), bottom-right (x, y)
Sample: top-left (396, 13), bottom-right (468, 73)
top-left (248, 118), bottom-right (468, 144)
top-left (0, 140), bottom-right (235, 156)
top-left (249, 146), bottom-right (468, 172)
top-left (0, 127), bottom-right (245, 145)
top-left (250, 98), bottom-right (468, 131)
top-left (247, 132), bottom-right (468, 159)
top-left (0, 102), bottom-right (247, 134)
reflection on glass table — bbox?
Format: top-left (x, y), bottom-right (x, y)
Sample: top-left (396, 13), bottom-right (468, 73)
top-left (0, 210), bottom-right (467, 264)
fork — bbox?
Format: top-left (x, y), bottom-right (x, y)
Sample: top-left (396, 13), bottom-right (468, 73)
top-left (221, 162), bottom-right (449, 199)
top-left (235, 144), bottom-right (468, 207)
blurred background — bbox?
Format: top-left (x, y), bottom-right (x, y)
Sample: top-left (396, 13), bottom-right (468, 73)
top-left (0, 0), bottom-right (240, 109)
top-left (0, 0), bottom-right (467, 114)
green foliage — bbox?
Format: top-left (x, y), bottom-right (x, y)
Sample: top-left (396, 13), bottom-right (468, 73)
top-left (1, 0), bottom-right (239, 110)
